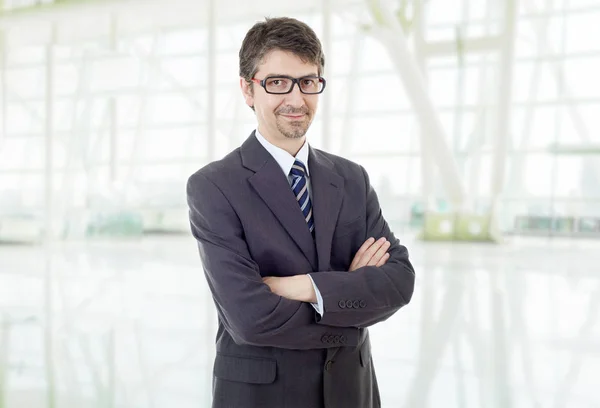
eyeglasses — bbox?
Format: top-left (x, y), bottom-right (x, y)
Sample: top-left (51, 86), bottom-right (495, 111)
top-left (251, 75), bottom-right (326, 95)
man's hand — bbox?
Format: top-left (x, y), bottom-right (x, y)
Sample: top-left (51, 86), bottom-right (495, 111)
top-left (348, 237), bottom-right (390, 272)
top-left (262, 275), bottom-right (317, 303)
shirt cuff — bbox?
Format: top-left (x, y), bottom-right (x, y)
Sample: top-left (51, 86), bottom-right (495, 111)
top-left (307, 274), bottom-right (324, 317)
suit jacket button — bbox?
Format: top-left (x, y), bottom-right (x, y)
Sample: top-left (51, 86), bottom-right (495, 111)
top-left (321, 335), bottom-right (328, 343)
top-left (352, 300), bottom-right (360, 309)
top-left (338, 300), bottom-right (346, 309)
top-left (327, 335), bottom-right (334, 343)
top-left (359, 300), bottom-right (366, 308)
top-left (340, 335), bottom-right (347, 344)
top-left (325, 360), bottom-right (333, 371)
top-left (334, 335), bottom-right (340, 343)
top-left (345, 300), bottom-right (353, 309)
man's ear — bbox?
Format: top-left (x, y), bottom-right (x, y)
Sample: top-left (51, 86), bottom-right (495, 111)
top-left (240, 77), bottom-right (254, 109)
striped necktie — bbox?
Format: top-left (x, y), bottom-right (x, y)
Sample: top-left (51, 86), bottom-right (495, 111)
top-left (290, 159), bottom-right (315, 237)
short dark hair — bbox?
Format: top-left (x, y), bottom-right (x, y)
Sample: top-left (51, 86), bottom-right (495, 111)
top-left (239, 17), bottom-right (325, 87)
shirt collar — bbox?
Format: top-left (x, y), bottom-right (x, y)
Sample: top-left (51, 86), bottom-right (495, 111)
top-left (254, 128), bottom-right (310, 177)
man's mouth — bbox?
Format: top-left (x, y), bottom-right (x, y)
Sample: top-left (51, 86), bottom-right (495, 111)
top-left (280, 114), bottom-right (305, 119)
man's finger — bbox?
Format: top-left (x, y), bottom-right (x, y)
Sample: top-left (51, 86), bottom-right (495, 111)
top-left (358, 237), bottom-right (387, 266)
top-left (368, 240), bottom-right (390, 266)
top-left (349, 237), bottom-right (375, 270)
top-left (375, 252), bottom-right (390, 267)
top-left (355, 237), bottom-right (375, 259)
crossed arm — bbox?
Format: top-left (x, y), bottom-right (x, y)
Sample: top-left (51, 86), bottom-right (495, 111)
top-left (261, 167), bottom-right (415, 329)
top-left (262, 236), bottom-right (392, 303)
top-left (304, 166), bottom-right (415, 329)
top-left (187, 167), bottom-right (415, 350)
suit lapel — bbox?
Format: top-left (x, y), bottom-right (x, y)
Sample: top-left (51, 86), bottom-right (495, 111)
top-left (308, 147), bottom-right (344, 272)
top-left (242, 132), bottom-right (318, 270)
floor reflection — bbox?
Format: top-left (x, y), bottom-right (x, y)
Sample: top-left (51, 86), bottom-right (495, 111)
top-left (0, 236), bottom-right (599, 407)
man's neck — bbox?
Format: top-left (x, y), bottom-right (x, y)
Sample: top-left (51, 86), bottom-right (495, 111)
top-left (258, 126), bottom-right (305, 156)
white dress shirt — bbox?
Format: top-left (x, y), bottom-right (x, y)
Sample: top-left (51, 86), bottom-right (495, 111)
top-left (254, 128), bottom-right (325, 316)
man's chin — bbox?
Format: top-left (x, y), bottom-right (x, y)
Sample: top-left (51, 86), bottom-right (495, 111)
top-left (277, 120), bottom-right (310, 139)
top-left (282, 131), bottom-right (307, 139)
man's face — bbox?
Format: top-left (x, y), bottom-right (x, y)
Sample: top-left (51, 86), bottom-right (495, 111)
top-left (241, 49), bottom-right (320, 143)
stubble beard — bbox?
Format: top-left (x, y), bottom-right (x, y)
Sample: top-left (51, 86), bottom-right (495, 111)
top-left (275, 110), bottom-right (313, 139)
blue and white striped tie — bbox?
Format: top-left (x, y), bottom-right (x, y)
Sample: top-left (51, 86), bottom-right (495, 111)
top-left (290, 159), bottom-right (315, 237)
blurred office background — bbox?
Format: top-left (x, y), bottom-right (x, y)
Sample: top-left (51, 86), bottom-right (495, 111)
top-left (0, 0), bottom-right (599, 407)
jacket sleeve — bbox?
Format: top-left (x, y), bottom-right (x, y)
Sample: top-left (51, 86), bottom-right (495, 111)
top-left (187, 171), bottom-right (360, 350)
top-left (308, 166), bottom-right (416, 328)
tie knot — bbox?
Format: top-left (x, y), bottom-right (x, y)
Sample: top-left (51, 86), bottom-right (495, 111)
top-left (290, 160), bottom-right (307, 177)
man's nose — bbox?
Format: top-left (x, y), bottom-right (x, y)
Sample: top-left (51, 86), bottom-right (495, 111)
top-left (285, 83), bottom-right (306, 106)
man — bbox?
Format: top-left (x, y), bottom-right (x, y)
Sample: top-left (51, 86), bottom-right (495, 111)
top-left (187, 17), bottom-right (415, 408)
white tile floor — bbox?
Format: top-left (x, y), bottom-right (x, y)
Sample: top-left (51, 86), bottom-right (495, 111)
top-left (0, 235), bottom-right (599, 407)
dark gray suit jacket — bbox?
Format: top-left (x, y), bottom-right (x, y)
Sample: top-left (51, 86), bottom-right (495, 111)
top-left (187, 131), bottom-right (415, 408)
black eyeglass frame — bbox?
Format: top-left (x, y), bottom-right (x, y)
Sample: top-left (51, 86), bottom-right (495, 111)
top-left (250, 75), bottom-right (327, 95)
